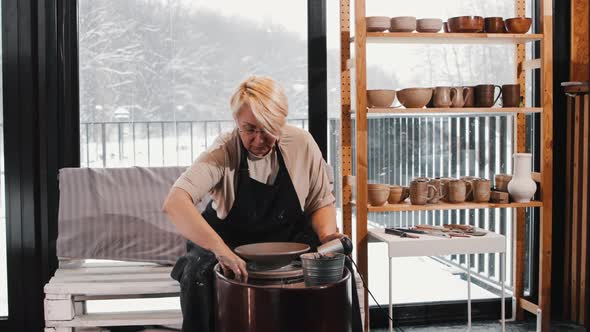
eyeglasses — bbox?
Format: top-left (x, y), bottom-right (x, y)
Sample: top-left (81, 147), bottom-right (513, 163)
top-left (238, 126), bottom-right (276, 139)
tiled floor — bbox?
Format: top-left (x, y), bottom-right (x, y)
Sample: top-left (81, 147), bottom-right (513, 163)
top-left (372, 320), bottom-right (586, 331)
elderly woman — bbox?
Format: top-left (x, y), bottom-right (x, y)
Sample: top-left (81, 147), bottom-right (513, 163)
top-left (163, 76), bottom-right (360, 331)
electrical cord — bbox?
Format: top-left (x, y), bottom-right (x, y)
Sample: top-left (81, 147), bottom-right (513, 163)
top-left (349, 257), bottom-right (405, 332)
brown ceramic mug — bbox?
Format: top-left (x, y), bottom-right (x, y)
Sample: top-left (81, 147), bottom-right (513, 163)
top-left (473, 178), bottom-right (491, 202)
top-left (427, 179), bottom-right (443, 204)
top-left (463, 86), bottom-right (476, 107)
top-left (475, 84), bottom-right (502, 107)
top-left (388, 185), bottom-right (410, 204)
top-left (433, 87), bottom-right (452, 108)
top-left (502, 84), bottom-right (521, 107)
top-left (460, 176), bottom-right (478, 201)
top-left (447, 179), bottom-right (472, 203)
top-left (410, 180), bottom-right (437, 205)
top-left (436, 177), bottom-right (453, 201)
top-left (484, 17), bottom-right (506, 33)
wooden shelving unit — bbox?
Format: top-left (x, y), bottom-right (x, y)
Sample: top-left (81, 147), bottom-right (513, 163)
top-left (353, 32), bottom-right (543, 44)
top-left (352, 200), bottom-right (543, 212)
top-left (367, 107), bottom-right (542, 115)
top-left (339, 0), bottom-right (554, 330)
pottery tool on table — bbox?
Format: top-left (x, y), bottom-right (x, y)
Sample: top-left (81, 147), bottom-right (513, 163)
top-left (396, 228), bottom-right (451, 238)
top-left (384, 228), bottom-right (420, 238)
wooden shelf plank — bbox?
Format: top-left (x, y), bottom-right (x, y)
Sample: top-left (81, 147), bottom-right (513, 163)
top-left (46, 310), bottom-right (182, 327)
top-left (351, 32), bottom-right (543, 44)
top-left (367, 107), bottom-right (542, 115)
top-left (350, 200), bottom-right (543, 212)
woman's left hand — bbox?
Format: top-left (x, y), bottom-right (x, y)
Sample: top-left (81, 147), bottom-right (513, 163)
top-left (320, 232), bottom-right (346, 244)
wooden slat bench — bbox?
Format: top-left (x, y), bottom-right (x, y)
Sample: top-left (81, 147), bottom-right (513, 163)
top-left (44, 260), bottom-right (181, 332)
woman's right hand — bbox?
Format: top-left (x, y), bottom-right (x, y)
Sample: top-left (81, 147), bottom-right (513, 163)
top-left (213, 244), bottom-right (248, 282)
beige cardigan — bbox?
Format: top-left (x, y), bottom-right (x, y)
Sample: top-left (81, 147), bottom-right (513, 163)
top-left (173, 125), bottom-right (335, 219)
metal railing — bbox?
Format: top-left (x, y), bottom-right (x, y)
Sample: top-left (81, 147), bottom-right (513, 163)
top-left (80, 116), bottom-right (518, 295)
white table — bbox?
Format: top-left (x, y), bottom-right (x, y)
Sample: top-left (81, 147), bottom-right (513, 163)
top-left (368, 228), bottom-right (506, 332)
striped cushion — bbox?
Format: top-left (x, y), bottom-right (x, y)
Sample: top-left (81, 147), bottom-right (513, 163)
top-left (57, 165), bottom-right (334, 265)
top-left (57, 167), bottom-right (192, 264)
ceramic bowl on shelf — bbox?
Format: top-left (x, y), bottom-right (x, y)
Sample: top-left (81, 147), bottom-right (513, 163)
top-left (390, 16), bottom-right (417, 32)
top-left (366, 16), bottom-right (391, 32)
top-left (505, 17), bottom-right (532, 34)
top-left (416, 18), bottom-right (443, 33)
top-left (368, 184), bottom-right (390, 206)
top-left (484, 17), bottom-right (506, 33)
top-left (447, 16), bottom-right (484, 33)
top-left (397, 88), bottom-right (433, 108)
top-left (367, 90), bottom-right (396, 108)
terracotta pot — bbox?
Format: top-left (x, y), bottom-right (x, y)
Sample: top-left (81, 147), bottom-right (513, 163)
top-left (505, 17), bottom-right (532, 34)
top-left (397, 88), bottom-right (433, 108)
top-left (447, 16), bottom-right (484, 33)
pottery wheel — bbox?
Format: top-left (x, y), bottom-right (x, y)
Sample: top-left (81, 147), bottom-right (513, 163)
top-left (247, 261), bottom-right (303, 280)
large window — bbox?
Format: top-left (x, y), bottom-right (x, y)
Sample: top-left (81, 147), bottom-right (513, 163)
top-left (79, 0), bottom-right (309, 168)
top-left (78, 0), bottom-right (311, 314)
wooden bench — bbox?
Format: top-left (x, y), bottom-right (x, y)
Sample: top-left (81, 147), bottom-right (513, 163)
top-left (44, 260), bottom-right (181, 332)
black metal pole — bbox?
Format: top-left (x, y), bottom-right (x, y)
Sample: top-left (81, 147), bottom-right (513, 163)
top-left (307, 0), bottom-right (328, 159)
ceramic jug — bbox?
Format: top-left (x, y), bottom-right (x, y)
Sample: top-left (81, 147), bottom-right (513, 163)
top-left (433, 87), bottom-right (452, 108)
top-left (450, 87), bottom-right (468, 108)
top-left (507, 153), bottom-right (537, 202)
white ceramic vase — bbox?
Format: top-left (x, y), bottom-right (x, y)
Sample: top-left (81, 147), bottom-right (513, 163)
top-left (507, 153), bottom-right (537, 203)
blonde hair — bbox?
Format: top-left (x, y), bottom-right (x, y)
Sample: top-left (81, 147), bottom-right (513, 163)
top-left (230, 76), bottom-right (288, 137)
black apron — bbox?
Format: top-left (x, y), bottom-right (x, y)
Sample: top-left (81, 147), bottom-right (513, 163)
top-left (171, 141), bottom-right (362, 332)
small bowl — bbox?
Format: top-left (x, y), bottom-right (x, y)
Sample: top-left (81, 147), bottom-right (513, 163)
top-left (368, 188), bottom-right (389, 206)
top-left (397, 88), bottom-right (433, 108)
top-left (505, 17), bottom-right (532, 34)
top-left (484, 17), bottom-right (506, 33)
top-left (390, 16), bottom-right (417, 32)
top-left (417, 18), bottom-right (443, 33)
top-left (447, 16), bottom-right (484, 33)
top-left (367, 90), bottom-right (396, 108)
top-left (366, 16), bottom-right (391, 32)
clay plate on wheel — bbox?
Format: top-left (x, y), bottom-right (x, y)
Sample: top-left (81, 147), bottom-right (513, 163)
top-left (235, 242), bottom-right (310, 270)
